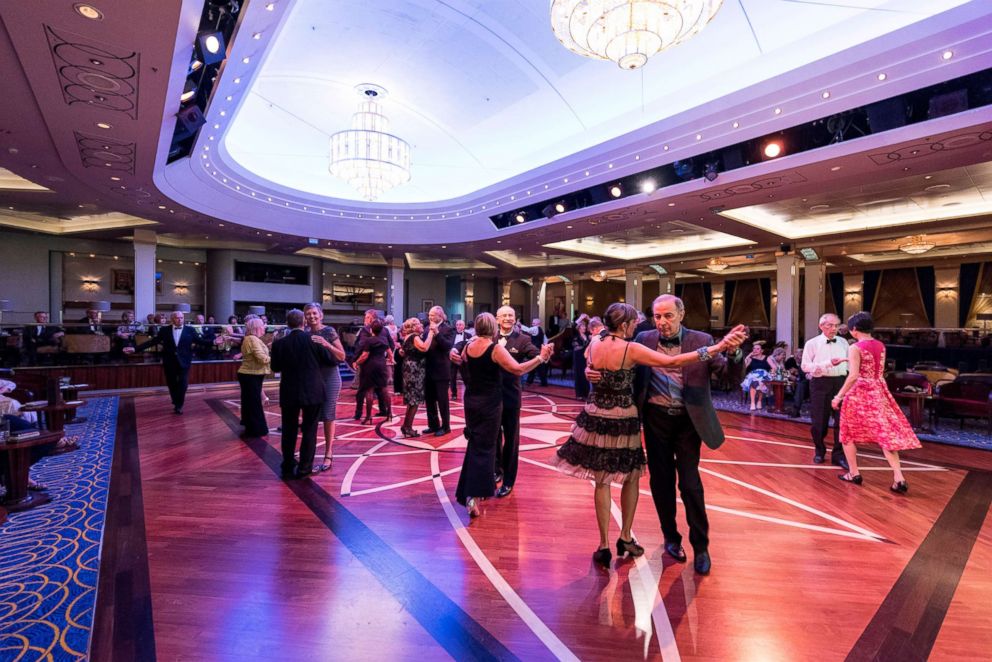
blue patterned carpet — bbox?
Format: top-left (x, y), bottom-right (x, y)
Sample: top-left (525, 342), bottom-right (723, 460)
top-left (0, 397), bottom-right (117, 661)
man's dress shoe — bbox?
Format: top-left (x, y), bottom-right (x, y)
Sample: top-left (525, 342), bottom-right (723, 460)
top-left (813, 453), bottom-right (825, 464)
top-left (664, 542), bottom-right (687, 562)
top-left (496, 485), bottom-right (513, 498)
top-left (434, 427), bottom-right (451, 437)
top-left (832, 454), bottom-right (850, 471)
top-left (694, 551), bottom-right (711, 575)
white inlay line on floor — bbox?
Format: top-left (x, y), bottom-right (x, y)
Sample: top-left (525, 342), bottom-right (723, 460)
top-left (430, 451), bottom-right (580, 662)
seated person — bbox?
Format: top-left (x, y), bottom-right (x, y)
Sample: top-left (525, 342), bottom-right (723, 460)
top-left (22, 311), bottom-right (64, 364)
top-left (741, 341), bottom-right (776, 411)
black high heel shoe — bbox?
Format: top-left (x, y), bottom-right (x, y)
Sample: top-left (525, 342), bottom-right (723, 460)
top-left (361, 416), bottom-right (373, 425)
top-left (890, 480), bottom-right (908, 493)
top-left (838, 472), bottom-right (863, 485)
top-left (592, 547), bottom-right (612, 567)
top-left (616, 537), bottom-right (645, 558)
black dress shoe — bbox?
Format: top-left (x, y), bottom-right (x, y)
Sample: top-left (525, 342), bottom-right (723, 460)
top-left (592, 547), bottom-right (612, 568)
top-left (890, 480), bottom-right (909, 493)
top-left (496, 485), bottom-right (513, 498)
top-left (832, 455), bottom-right (850, 471)
top-left (294, 468), bottom-right (313, 479)
top-left (422, 427), bottom-right (440, 435)
top-left (173, 407), bottom-right (183, 415)
top-left (813, 453), bottom-right (825, 464)
top-left (434, 427), bottom-right (451, 437)
top-left (664, 541), bottom-right (687, 562)
top-left (838, 472), bottom-right (863, 485)
top-left (694, 551), bottom-right (711, 575)
top-left (494, 472), bottom-right (503, 485)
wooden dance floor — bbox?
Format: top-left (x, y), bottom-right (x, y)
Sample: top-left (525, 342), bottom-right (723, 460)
top-left (101, 384), bottom-right (992, 660)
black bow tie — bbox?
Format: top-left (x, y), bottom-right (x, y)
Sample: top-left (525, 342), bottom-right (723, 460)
top-left (826, 338), bottom-right (837, 344)
top-left (659, 336), bottom-right (680, 348)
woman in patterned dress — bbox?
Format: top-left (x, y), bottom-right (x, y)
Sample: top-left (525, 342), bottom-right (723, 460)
top-left (832, 312), bottom-right (922, 493)
top-left (399, 317), bottom-right (431, 438)
top-left (304, 303), bottom-right (346, 471)
top-left (553, 303), bottom-right (745, 567)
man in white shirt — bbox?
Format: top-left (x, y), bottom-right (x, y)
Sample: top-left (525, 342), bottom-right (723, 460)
top-left (801, 313), bottom-right (850, 469)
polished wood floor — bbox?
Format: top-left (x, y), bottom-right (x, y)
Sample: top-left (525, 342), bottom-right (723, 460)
top-left (116, 383), bottom-right (992, 661)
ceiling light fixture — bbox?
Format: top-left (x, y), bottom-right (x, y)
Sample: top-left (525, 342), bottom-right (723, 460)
top-left (74, 3), bottom-right (103, 20)
top-left (591, 270), bottom-right (607, 282)
top-left (898, 234), bottom-right (935, 255)
top-left (610, 184), bottom-right (622, 198)
top-left (941, 50), bottom-right (953, 60)
top-left (763, 141), bottom-right (783, 158)
top-left (96, 122), bottom-right (112, 130)
top-left (877, 73), bottom-right (887, 81)
top-left (641, 179), bottom-right (656, 194)
top-left (550, 0), bottom-right (723, 70)
top-left (329, 84), bottom-right (412, 201)
top-left (706, 257), bottom-right (729, 272)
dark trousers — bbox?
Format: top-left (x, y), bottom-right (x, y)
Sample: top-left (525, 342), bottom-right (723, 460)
top-left (809, 376), bottom-right (844, 456)
top-left (424, 378), bottom-right (450, 430)
top-left (238, 373), bottom-right (269, 436)
top-left (525, 363), bottom-right (548, 386)
top-left (643, 405), bottom-right (709, 553)
top-left (793, 379), bottom-right (808, 409)
top-left (573, 348), bottom-right (589, 399)
top-left (280, 402), bottom-right (321, 474)
top-left (163, 363), bottom-right (190, 410)
top-left (495, 405), bottom-right (521, 486)
top-left (450, 365), bottom-right (462, 399)
top-left (355, 385), bottom-right (389, 418)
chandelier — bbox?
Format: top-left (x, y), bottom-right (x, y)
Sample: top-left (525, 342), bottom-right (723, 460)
top-left (550, 0), bottom-right (725, 70)
top-left (898, 235), bottom-right (936, 255)
top-left (706, 257), bottom-right (728, 271)
top-left (590, 270), bottom-right (608, 282)
top-left (329, 84), bottom-right (412, 201)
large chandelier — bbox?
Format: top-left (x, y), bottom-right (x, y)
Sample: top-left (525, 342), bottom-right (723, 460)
top-left (329, 84), bottom-right (412, 201)
top-left (550, 0), bottom-right (724, 70)
top-left (898, 234), bottom-right (936, 255)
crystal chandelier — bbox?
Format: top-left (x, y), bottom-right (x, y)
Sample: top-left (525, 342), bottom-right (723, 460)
top-left (329, 84), bottom-right (412, 201)
top-left (898, 235), bottom-right (936, 255)
top-left (550, 0), bottom-right (724, 70)
top-left (706, 257), bottom-right (728, 271)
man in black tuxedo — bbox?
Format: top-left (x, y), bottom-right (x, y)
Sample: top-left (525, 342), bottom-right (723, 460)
top-left (422, 305), bottom-right (455, 437)
top-left (492, 305), bottom-right (538, 497)
top-left (126, 311), bottom-right (209, 414)
top-left (23, 311), bottom-right (64, 365)
top-left (270, 308), bottom-right (335, 478)
top-left (72, 308), bottom-right (111, 335)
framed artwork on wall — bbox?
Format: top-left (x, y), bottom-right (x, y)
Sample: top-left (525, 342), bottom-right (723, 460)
top-left (421, 299), bottom-right (434, 313)
top-left (111, 268), bottom-right (134, 294)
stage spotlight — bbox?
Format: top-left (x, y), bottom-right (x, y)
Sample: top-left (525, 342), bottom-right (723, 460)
top-left (189, 57), bottom-right (203, 74)
top-left (515, 212), bottom-right (526, 223)
top-left (610, 184), bottom-right (622, 198)
top-left (542, 204), bottom-right (557, 218)
top-left (180, 78), bottom-right (197, 103)
top-left (196, 31), bottom-right (226, 66)
top-left (641, 179), bottom-right (656, 194)
top-left (673, 159), bottom-right (695, 181)
top-left (555, 202), bottom-right (566, 214)
top-left (763, 141), bottom-right (783, 158)
top-left (703, 161), bottom-right (719, 182)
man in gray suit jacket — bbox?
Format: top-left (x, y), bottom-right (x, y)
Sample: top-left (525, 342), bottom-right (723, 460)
top-left (617, 294), bottom-right (740, 574)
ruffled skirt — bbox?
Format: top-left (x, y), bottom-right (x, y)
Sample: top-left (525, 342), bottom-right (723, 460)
top-left (552, 401), bottom-right (645, 485)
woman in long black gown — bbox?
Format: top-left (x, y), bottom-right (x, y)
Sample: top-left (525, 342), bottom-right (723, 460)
top-left (455, 312), bottom-right (551, 517)
top-left (353, 319), bottom-right (392, 424)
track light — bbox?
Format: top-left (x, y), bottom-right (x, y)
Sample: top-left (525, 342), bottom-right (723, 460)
top-left (195, 31), bottom-right (226, 66)
top-left (555, 202), bottom-right (566, 214)
top-left (703, 161), bottom-right (719, 182)
top-left (610, 184), bottom-right (622, 198)
top-left (180, 78), bottom-right (197, 103)
top-left (515, 212), bottom-right (525, 223)
top-left (763, 141), bottom-right (783, 158)
top-left (641, 179), bottom-right (656, 194)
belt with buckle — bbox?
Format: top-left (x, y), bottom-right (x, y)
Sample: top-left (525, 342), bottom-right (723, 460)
top-left (649, 403), bottom-right (687, 416)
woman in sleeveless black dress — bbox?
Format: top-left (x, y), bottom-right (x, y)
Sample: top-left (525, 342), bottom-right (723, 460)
top-left (455, 313), bottom-right (550, 517)
top-left (354, 319), bottom-right (392, 424)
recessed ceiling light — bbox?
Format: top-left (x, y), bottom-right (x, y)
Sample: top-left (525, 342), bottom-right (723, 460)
top-left (74, 4), bottom-right (103, 20)
top-left (566, 225), bottom-right (573, 229)
top-left (157, 205), bottom-right (166, 209)
top-left (252, 32), bottom-right (262, 40)
top-left (877, 73), bottom-right (887, 81)
top-left (242, 56), bottom-right (250, 64)
top-left (821, 91), bottom-right (830, 99)
top-left (830, 166), bottom-right (841, 171)
top-left (695, 134), bottom-right (701, 141)
top-left (110, 176), bottom-right (120, 181)
top-left (774, 108), bottom-right (782, 115)
top-left (667, 202), bottom-right (676, 207)
top-left (732, 121), bottom-right (739, 128)
top-left (942, 50), bottom-right (953, 60)
top-left (219, 110), bottom-right (226, 116)
top-left (265, 2), bottom-right (275, 9)
top-left (96, 122), bottom-right (112, 129)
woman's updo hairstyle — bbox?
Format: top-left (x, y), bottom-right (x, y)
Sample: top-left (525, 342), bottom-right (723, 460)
top-left (603, 302), bottom-right (638, 332)
top-left (847, 311), bottom-right (873, 333)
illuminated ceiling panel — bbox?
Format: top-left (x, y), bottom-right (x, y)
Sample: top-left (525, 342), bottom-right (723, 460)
top-left (720, 163), bottom-right (992, 239)
top-left (485, 249), bottom-right (599, 268)
top-left (0, 210), bottom-right (156, 234)
top-left (0, 168), bottom-right (49, 191)
top-left (545, 221), bottom-right (753, 260)
top-left (405, 253), bottom-right (494, 270)
top-left (848, 240), bottom-right (992, 263)
top-left (296, 247), bottom-right (387, 265)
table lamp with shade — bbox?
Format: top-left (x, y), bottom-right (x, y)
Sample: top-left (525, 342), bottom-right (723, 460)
top-left (173, 303), bottom-right (191, 313)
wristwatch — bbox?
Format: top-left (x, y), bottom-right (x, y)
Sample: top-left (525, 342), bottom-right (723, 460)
top-left (696, 347), bottom-right (712, 362)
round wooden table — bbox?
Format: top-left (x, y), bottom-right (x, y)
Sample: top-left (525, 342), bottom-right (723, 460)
top-left (0, 430), bottom-right (61, 511)
top-left (20, 400), bottom-right (84, 434)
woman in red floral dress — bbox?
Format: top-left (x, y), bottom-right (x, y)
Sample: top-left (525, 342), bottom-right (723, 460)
top-left (832, 312), bottom-right (922, 493)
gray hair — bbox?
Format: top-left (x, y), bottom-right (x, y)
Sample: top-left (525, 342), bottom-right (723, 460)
top-left (819, 313), bottom-right (840, 325)
top-left (652, 294), bottom-right (685, 315)
top-left (474, 312), bottom-right (497, 338)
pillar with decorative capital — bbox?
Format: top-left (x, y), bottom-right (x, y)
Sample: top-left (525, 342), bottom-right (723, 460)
top-left (656, 273), bottom-right (676, 298)
top-left (133, 229), bottom-right (157, 320)
top-left (804, 262), bottom-right (826, 343)
top-left (775, 254), bottom-right (801, 350)
top-left (563, 278), bottom-right (575, 322)
top-left (499, 279), bottom-right (512, 308)
top-left (387, 257), bottom-right (405, 320)
top-left (530, 277), bottom-right (546, 325)
top-left (461, 277), bottom-right (475, 321)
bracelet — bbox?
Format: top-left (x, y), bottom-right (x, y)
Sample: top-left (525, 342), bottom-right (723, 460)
top-left (696, 347), bottom-right (712, 362)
